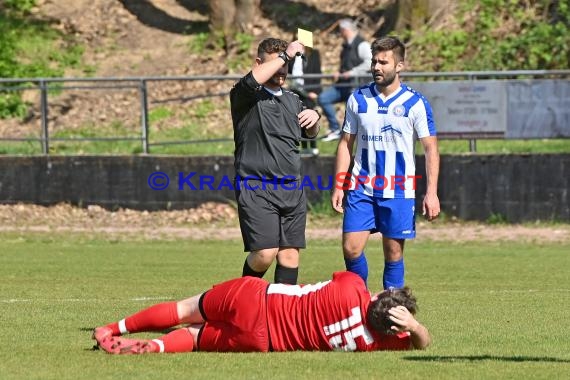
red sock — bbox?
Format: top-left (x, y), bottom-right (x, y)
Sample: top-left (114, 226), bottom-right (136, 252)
top-left (106, 302), bottom-right (179, 335)
top-left (105, 322), bottom-right (122, 336)
top-left (154, 328), bottom-right (195, 353)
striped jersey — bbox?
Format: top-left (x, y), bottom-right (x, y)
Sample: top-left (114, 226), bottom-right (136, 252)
top-left (342, 82), bottom-right (436, 198)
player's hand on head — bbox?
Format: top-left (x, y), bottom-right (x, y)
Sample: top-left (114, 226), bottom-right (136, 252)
top-left (388, 306), bottom-right (419, 333)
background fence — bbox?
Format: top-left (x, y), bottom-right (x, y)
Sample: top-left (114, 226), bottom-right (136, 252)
top-left (1, 70), bottom-right (569, 154)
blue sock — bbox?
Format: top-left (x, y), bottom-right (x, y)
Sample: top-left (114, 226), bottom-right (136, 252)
top-left (383, 258), bottom-right (405, 289)
top-left (344, 252), bottom-right (368, 287)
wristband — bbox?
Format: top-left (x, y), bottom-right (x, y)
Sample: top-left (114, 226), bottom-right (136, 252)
top-left (278, 51), bottom-right (291, 65)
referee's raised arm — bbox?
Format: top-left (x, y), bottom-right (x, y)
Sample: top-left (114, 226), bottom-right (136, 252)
top-left (251, 40), bottom-right (304, 85)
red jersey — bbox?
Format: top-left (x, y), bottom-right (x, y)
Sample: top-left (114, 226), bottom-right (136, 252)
top-left (266, 271), bottom-right (411, 351)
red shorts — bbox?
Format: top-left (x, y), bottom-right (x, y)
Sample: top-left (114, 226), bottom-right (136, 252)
top-left (198, 277), bottom-right (270, 352)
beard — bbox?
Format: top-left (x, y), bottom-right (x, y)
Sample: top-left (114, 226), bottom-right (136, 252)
top-left (373, 70), bottom-right (396, 88)
top-left (266, 72), bottom-right (286, 88)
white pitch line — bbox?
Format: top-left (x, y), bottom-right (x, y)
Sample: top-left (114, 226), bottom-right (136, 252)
top-left (422, 289), bottom-right (570, 294)
top-left (2, 290), bottom-right (570, 304)
top-left (0, 296), bottom-right (174, 303)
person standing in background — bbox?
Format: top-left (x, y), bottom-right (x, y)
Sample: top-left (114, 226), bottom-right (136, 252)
top-left (319, 19), bottom-right (372, 142)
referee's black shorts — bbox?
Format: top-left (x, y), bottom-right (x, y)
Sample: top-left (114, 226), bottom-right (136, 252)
top-left (235, 179), bottom-right (306, 252)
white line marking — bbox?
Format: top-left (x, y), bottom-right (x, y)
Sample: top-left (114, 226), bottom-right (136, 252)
top-left (1, 296), bottom-right (173, 303)
top-left (426, 289), bottom-right (570, 294)
top-left (2, 290), bottom-right (570, 304)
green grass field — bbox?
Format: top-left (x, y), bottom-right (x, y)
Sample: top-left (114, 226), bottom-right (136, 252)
top-left (1, 232), bottom-right (569, 380)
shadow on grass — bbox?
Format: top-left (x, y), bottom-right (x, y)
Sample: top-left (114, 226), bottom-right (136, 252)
top-left (404, 355), bottom-right (570, 363)
top-left (119, 0), bottom-right (208, 34)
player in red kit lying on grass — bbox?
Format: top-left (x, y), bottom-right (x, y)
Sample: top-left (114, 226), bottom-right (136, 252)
top-left (92, 271), bottom-right (430, 354)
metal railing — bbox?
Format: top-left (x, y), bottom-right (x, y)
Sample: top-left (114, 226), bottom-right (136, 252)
top-left (0, 75), bottom-right (242, 154)
top-left (1, 70), bottom-right (569, 154)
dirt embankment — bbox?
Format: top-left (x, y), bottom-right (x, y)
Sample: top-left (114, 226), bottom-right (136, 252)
top-left (2, 0), bottom-right (393, 138)
top-left (2, 203), bottom-right (568, 243)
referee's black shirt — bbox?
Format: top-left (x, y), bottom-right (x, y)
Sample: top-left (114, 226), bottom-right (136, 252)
top-left (230, 71), bottom-right (312, 181)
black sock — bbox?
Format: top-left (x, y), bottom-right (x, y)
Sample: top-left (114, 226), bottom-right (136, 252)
top-left (274, 264), bottom-right (298, 285)
top-left (242, 259), bottom-right (267, 278)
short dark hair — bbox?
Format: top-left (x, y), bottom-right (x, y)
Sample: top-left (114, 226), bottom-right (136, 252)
top-left (366, 287), bottom-right (417, 335)
top-left (371, 36), bottom-right (405, 63)
top-left (257, 38), bottom-right (288, 58)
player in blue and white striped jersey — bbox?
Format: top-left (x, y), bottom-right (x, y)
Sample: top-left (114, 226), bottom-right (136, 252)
top-left (331, 36), bottom-right (440, 290)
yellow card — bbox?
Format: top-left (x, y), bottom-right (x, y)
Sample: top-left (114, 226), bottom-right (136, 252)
top-left (297, 28), bottom-right (313, 48)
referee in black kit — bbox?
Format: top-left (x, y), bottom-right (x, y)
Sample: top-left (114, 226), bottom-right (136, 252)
top-left (230, 38), bottom-right (321, 285)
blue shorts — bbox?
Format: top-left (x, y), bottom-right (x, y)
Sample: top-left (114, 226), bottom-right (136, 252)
top-left (343, 190), bottom-right (416, 239)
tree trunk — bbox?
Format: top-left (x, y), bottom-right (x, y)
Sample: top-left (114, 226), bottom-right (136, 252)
top-left (393, 0), bottom-right (454, 33)
top-left (235, 0), bottom-right (260, 31)
top-left (209, 0), bottom-right (235, 52)
top-left (209, 0), bottom-right (260, 52)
